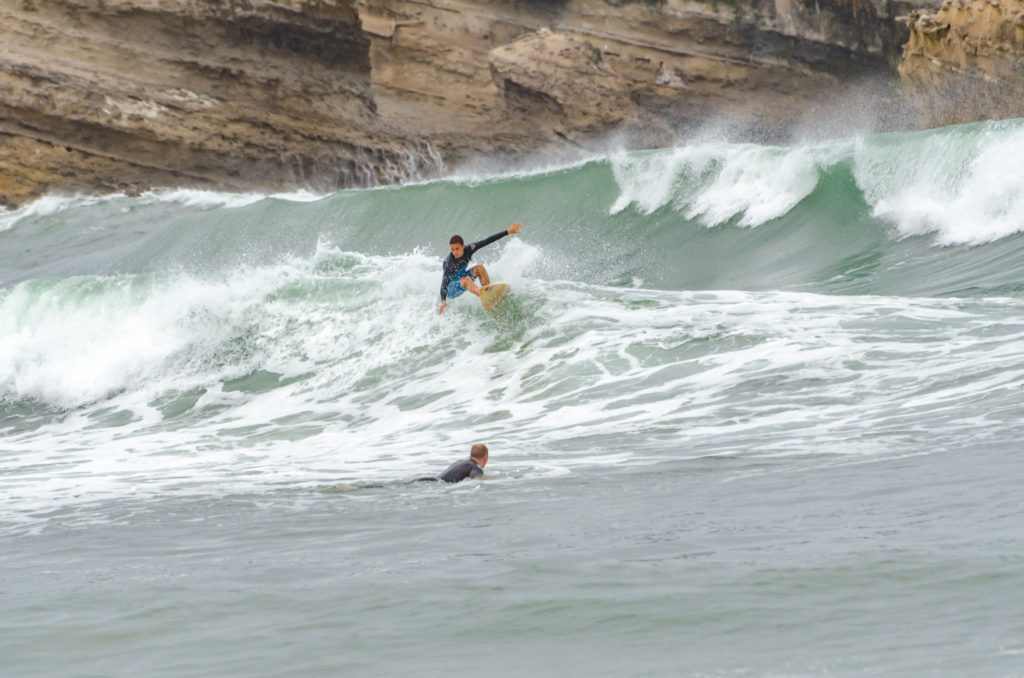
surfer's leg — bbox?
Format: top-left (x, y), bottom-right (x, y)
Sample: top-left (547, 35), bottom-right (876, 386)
top-left (460, 275), bottom-right (481, 296)
top-left (470, 264), bottom-right (490, 288)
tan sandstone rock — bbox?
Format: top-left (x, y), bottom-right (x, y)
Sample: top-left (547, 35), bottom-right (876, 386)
top-left (0, 0), bottom-right (434, 208)
top-left (899, 0), bottom-right (1024, 126)
top-left (2, 0), bottom-right (930, 208)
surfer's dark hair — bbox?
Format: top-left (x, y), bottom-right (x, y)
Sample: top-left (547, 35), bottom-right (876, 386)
top-left (470, 443), bottom-right (488, 460)
top-left (450, 235), bottom-right (464, 246)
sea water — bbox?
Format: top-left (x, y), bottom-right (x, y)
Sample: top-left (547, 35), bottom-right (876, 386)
top-left (3, 119), bottom-right (1024, 677)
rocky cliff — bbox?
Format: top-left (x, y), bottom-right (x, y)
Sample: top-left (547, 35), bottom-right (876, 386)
top-left (1, 0), bottom-right (936, 208)
top-left (1, 0), bottom-right (437, 208)
top-left (360, 0), bottom-right (925, 153)
top-left (899, 0), bottom-right (1024, 128)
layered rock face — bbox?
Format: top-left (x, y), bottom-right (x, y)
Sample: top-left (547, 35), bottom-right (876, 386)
top-left (899, 0), bottom-right (1024, 127)
top-left (0, 0), bottom-right (436, 208)
top-left (1, 0), bottom-right (934, 208)
top-left (360, 0), bottom-right (921, 158)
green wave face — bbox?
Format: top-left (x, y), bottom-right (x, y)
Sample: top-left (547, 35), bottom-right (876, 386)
top-left (6, 117), bottom-right (1024, 298)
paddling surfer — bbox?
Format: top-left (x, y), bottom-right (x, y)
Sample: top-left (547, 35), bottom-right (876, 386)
top-left (414, 443), bottom-right (489, 483)
top-left (438, 223), bottom-right (522, 314)
top-left (331, 444), bottom-right (491, 491)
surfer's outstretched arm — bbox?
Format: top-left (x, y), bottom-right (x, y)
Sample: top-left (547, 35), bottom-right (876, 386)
top-left (467, 222), bottom-right (522, 252)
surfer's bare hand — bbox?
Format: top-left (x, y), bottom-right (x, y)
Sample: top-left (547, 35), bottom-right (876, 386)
top-left (439, 301), bottom-right (447, 315)
top-left (508, 222), bottom-right (523, 235)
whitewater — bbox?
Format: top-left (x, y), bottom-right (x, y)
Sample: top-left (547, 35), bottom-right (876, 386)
top-left (3, 119), bottom-right (1024, 677)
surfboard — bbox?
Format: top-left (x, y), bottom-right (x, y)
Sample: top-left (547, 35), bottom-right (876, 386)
top-left (479, 282), bottom-right (510, 311)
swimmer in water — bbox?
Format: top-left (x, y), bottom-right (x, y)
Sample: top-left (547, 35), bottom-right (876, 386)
top-left (331, 444), bottom-right (490, 491)
top-left (413, 443), bottom-right (489, 483)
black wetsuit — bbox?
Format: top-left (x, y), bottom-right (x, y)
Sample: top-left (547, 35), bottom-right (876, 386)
top-left (438, 458), bottom-right (484, 483)
top-left (439, 230), bottom-right (510, 302)
top-left (413, 457), bottom-right (484, 484)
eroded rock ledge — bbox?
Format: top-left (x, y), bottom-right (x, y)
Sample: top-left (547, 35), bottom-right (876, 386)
top-left (1, 0), bottom-right (434, 208)
top-left (2, 0), bottom-right (936, 208)
top-left (361, 0), bottom-right (921, 150)
top-left (899, 0), bottom-right (1024, 127)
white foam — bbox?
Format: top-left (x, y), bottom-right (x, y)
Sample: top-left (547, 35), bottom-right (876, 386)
top-left (0, 270), bottom-right (277, 408)
top-left (683, 145), bottom-right (823, 227)
top-left (0, 188), bottom-right (330, 234)
top-left (609, 147), bottom-right (695, 215)
top-left (609, 142), bottom-right (829, 227)
top-left (605, 118), bottom-right (1024, 245)
top-left (4, 281), bottom-right (1024, 524)
top-left (855, 121), bottom-right (1024, 246)
top-left (0, 193), bottom-right (116, 231)
top-left (443, 148), bottom-right (605, 186)
top-left (141, 187), bottom-right (327, 206)
top-left (267, 189), bottom-right (328, 203)
top-left (137, 188), bottom-right (268, 209)
top-left (0, 249), bottom-right (468, 522)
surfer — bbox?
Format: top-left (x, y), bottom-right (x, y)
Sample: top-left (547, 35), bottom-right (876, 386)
top-left (413, 443), bottom-right (489, 483)
top-left (438, 222), bottom-right (522, 314)
top-left (330, 445), bottom-right (490, 491)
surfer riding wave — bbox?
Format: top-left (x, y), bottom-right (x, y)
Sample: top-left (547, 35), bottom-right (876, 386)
top-left (439, 222), bottom-right (522, 314)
